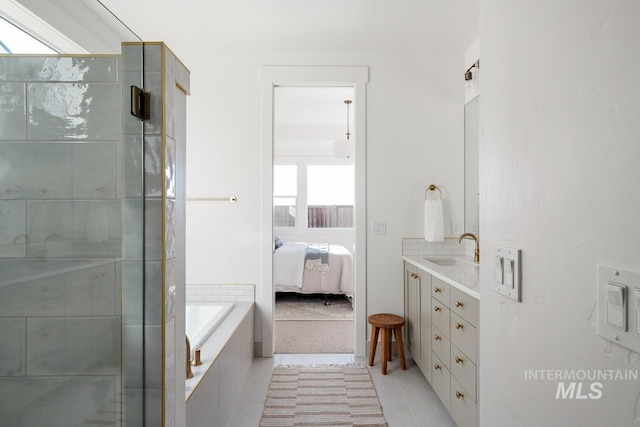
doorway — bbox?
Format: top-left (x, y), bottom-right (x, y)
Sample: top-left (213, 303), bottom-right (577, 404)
top-left (273, 86), bottom-right (355, 354)
top-left (260, 66), bottom-right (369, 357)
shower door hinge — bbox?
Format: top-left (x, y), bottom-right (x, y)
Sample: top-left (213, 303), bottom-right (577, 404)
top-left (130, 85), bottom-right (151, 120)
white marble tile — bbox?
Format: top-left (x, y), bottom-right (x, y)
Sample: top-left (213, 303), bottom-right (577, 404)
top-left (71, 200), bottom-right (122, 257)
top-left (144, 198), bottom-right (162, 262)
top-left (145, 261), bottom-right (162, 325)
top-left (26, 317), bottom-right (120, 375)
top-left (27, 82), bottom-right (121, 141)
top-left (165, 257), bottom-right (176, 320)
top-left (144, 135), bottom-right (163, 197)
top-left (164, 75), bottom-right (175, 138)
top-left (122, 261), bottom-right (143, 325)
top-left (122, 44), bottom-right (143, 72)
top-left (0, 318), bottom-right (25, 375)
top-left (123, 134), bottom-right (143, 197)
top-left (145, 325), bottom-right (163, 389)
top-left (0, 200), bottom-right (27, 257)
top-left (0, 56), bottom-right (118, 82)
top-left (143, 44), bottom-right (162, 72)
top-left (64, 263), bottom-right (116, 316)
top-left (142, 71), bottom-right (162, 135)
top-left (123, 199), bottom-right (143, 261)
top-left (164, 48), bottom-right (176, 78)
top-left (165, 317), bottom-right (176, 427)
top-left (165, 136), bottom-right (176, 198)
top-left (26, 201), bottom-right (72, 258)
top-left (123, 325), bottom-right (144, 389)
top-left (165, 199), bottom-right (176, 259)
top-left (0, 376), bottom-right (115, 427)
top-left (175, 60), bottom-right (190, 94)
top-left (71, 142), bottom-right (116, 199)
top-left (0, 82), bottom-right (26, 140)
top-left (0, 283), bottom-right (22, 316)
top-left (0, 143), bottom-right (72, 200)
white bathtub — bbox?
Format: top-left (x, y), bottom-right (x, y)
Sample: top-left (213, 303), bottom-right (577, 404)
top-left (185, 303), bottom-right (235, 350)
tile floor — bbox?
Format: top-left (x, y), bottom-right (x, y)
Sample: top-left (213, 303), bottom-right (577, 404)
top-left (225, 353), bottom-right (457, 427)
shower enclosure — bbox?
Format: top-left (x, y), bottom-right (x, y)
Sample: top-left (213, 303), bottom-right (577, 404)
top-left (0, 3), bottom-right (157, 426)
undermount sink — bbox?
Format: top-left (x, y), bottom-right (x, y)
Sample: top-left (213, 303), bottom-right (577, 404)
top-left (422, 257), bottom-right (478, 268)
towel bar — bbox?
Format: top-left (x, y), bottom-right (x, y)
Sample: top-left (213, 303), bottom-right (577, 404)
top-left (186, 197), bottom-right (237, 203)
top-left (424, 184), bottom-right (442, 200)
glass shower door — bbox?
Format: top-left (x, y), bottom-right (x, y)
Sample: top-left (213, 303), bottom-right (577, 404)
top-left (0, 2), bottom-right (145, 426)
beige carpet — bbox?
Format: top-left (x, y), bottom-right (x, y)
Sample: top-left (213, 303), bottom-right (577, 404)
top-left (259, 366), bottom-right (387, 427)
top-left (275, 293), bottom-right (354, 353)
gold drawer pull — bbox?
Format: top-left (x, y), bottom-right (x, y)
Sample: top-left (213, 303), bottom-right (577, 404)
top-left (455, 356), bottom-right (463, 364)
top-left (455, 301), bottom-right (464, 307)
top-left (434, 335), bottom-right (441, 341)
top-left (434, 306), bottom-right (441, 312)
top-left (456, 391), bottom-right (464, 399)
top-left (410, 273), bottom-right (417, 279)
top-left (415, 274), bottom-right (420, 279)
top-left (434, 364), bottom-right (442, 370)
top-left (434, 287), bottom-right (441, 293)
top-left (455, 322), bottom-right (463, 329)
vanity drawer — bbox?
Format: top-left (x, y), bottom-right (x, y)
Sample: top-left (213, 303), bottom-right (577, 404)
top-left (431, 352), bottom-right (451, 412)
top-left (451, 376), bottom-right (477, 427)
top-left (431, 325), bottom-right (450, 370)
top-left (450, 313), bottom-right (477, 363)
top-left (451, 342), bottom-right (477, 401)
top-left (432, 277), bottom-right (450, 306)
top-left (431, 298), bottom-right (450, 336)
top-left (450, 287), bottom-right (478, 327)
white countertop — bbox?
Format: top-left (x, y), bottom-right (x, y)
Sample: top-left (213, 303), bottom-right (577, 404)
top-left (403, 255), bottom-right (480, 300)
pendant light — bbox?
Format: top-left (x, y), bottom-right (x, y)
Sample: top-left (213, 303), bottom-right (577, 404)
top-left (334, 99), bottom-right (354, 159)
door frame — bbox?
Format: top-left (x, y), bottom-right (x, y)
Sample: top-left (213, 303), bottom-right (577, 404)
top-left (260, 66), bottom-right (369, 357)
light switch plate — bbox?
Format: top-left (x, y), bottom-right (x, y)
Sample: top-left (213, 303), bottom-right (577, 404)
top-left (598, 264), bottom-right (640, 353)
top-left (493, 245), bottom-right (521, 302)
top-left (372, 221), bottom-right (386, 235)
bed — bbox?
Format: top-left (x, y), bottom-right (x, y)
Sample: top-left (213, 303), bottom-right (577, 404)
top-left (274, 241), bottom-right (353, 297)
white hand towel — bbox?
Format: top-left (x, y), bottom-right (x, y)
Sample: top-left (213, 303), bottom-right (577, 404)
top-left (424, 199), bottom-right (444, 242)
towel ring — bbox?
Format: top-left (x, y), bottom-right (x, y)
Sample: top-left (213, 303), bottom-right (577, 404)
top-left (424, 184), bottom-right (442, 200)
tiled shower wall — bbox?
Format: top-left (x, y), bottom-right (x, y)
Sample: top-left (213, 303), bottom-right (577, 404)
top-left (0, 56), bottom-right (124, 427)
top-left (127, 43), bottom-right (190, 427)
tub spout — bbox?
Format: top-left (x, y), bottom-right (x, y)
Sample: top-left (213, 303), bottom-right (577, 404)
top-left (186, 336), bottom-right (194, 379)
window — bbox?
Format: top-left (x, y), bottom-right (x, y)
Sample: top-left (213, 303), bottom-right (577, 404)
top-left (0, 17), bottom-right (56, 54)
top-left (274, 165), bottom-right (297, 227)
top-left (307, 165), bottom-right (354, 228)
top-left (274, 163), bottom-right (354, 229)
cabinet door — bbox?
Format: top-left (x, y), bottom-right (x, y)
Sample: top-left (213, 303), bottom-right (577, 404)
top-left (418, 268), bottom-right (431, 382)
top-left (405, 263), bottom-right (420, 359)
top-left (451, 376), bottom-right (477, 427)
top-left (431, 352), bottom-right (451, 412)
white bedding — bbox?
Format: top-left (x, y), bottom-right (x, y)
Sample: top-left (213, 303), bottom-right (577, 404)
top-left (273, 242), bottom-right (307, 289)
top-left (274, 242), bottom-right (353, 296)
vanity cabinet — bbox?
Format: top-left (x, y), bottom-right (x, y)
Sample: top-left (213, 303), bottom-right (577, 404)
top-left (404, 263), bottom-right (432, 382)
top-left (404, 261), bottom-right (479, 427)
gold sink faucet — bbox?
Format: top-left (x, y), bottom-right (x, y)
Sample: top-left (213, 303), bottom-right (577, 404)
top-left (458, 232), bottom-right (479, 264)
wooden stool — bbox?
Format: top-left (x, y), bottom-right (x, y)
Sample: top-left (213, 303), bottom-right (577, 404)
top-left (368, 313), bottom-right (406, 375)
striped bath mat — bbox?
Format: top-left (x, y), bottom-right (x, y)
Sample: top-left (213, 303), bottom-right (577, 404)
top-left (259, 364), bottom-right (387, 426)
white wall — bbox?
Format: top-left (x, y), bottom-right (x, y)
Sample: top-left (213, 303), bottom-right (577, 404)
top-left (184, 49), bottom-right (464, 345)
top-left (480, 1), bottom-right (640, 426)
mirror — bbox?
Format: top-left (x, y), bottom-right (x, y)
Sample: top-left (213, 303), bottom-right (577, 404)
top-left (464, 95), bottom-right (479, 234)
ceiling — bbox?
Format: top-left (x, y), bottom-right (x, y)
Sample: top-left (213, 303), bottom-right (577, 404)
top-left (98, 0), bottom-right (478, 52)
